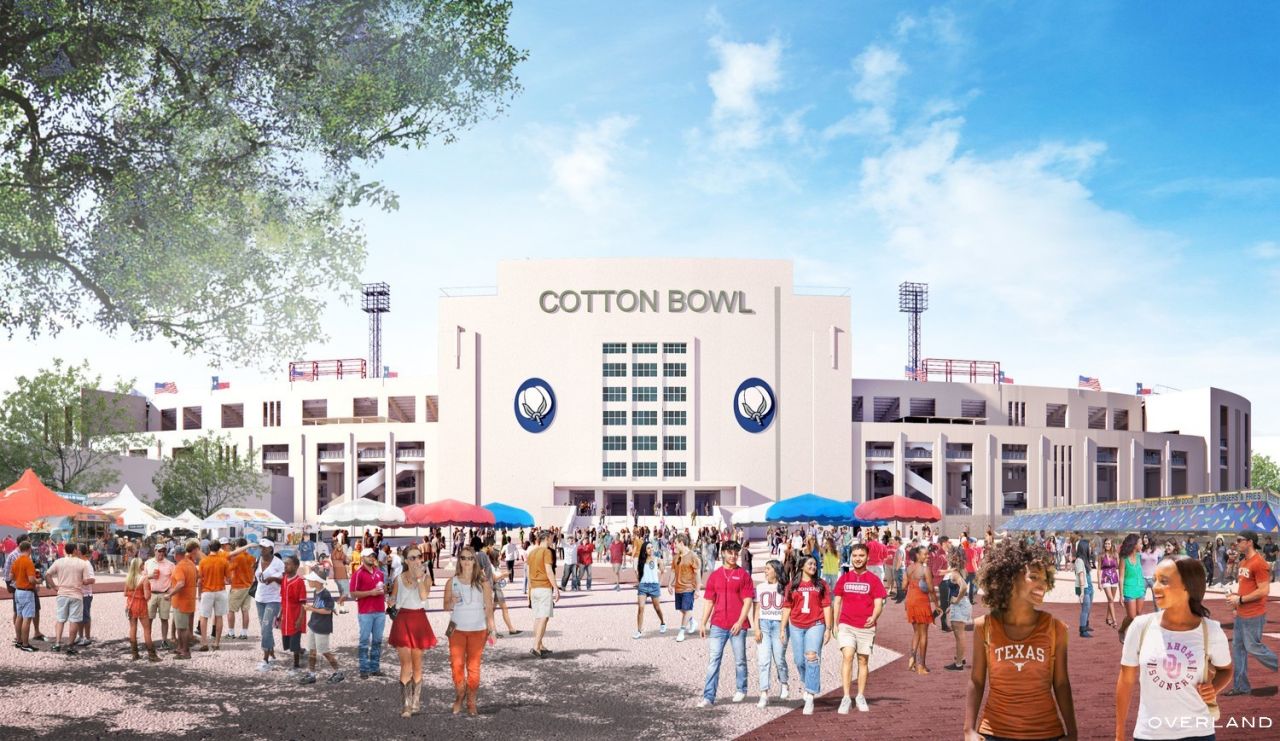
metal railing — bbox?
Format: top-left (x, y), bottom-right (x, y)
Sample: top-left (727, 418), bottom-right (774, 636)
top-left (946, 449), bottom-right (972, 459)
top-left (396, 448), bottom-right (425, 459)
top-left (263, 451), bottom-right (289, 462)
top-left (318, 449), bottom-right (345, 460)
top-left (1097, 451), bottom-right (1118, 464)
top-left (1002, 451), bottom-right (1027, 461)
top-left (904, 449), bottom-right (932, 459)
top-left (866, 449), bottom-right (894, 459)
top-left (357, 448), bottom-right (386, 459)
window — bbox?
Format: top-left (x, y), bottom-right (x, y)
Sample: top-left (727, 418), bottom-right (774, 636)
top-left (873, 397), bottom-right (900, 422)
top-left (1007, 401), bottom-right (1026, 426)
top-left (851, 396), bottom-right (863, 422)
top-left (909, 398), bottom-right (936, 417)
top-left (634, 410), bottom-right (658, 426)
top-left (633, 435), bottom-right (657, 451)
top-left (1087, 406), bottom-right (1106, 430)
top-left (220, 403), bottom-right (244, 429)
top-left (633, 386), bottom-right (658, 402)
top-left (663, 435), bottom-right (686, 451)
top-left (388, 396), bottom-right (415, 422)
top-left (633, 462), bottom-right (657, 477)
top-left (664, 462), bottom-right (687, 477)
top-left (663, 410), bottom-right (687, 426)
top-left (424, 396), bottom-right (439, 423)
top-left (353, 397), bottom-right (378, 417)
top-left (603, 462), bottom-right (626, 477)
top-left (302, 399), bottom-right (327, 420)
top-left (632, 362), bottom-right (657, 377)
top-left (632, 342), bottom-right (657, 354)
top-left (261, 401), bottom-right (282, 427)
top-left (182, 406), bottom-right (202, 430)
top-left (664, 386), bottom-right (687, 402)
top-left (602, 342), bottom-right (627, 354)
top-left (663, 342), bottom-right (686, 354)
top-left (1045, 403), bottom-right (1067, 428)
top-left (960, 399), bottom-right (986, 418)
top-left (602, 435), bottom-right (627, 451)
top-left (1113, 409), bottom-right (1129, 431)
top-left (160, 408), bottom-right (177, 431)
top-left (603, 387), bottom-right (627, 402)
top-left (603, 411), bottom-right (627, 426)
top-left (663, 362), bottom-right (687, 377)
top-left (603, 362), bottom-right (627, 377)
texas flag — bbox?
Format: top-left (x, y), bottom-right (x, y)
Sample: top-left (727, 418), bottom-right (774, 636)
top-left (1136, 383), bottom-right (1154, 396)
top-left (211, 376), bottom-right (230, 391)
top-left (998, 371), bottom-right (1014, 384)
top-left (383, 365), bottom-right (399, 379)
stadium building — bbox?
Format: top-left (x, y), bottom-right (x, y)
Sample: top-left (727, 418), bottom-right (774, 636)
top-left (124, 259), bottom-right (1253, 533)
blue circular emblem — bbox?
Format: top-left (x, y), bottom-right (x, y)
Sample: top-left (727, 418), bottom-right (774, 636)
top-left (734, 378), bottom-right (775, 432)
top-left (514, 378), bottom-right (556, 433)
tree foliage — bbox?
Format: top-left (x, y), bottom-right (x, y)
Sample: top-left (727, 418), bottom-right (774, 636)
top-left (151, 431), bottom-right (264, 517)
top-left (1253, 453), bottom-right (1280, 493)
top-left (0, 358), bottom-right (151, 492)
top-left (0, 1), bottom-right (525, 364)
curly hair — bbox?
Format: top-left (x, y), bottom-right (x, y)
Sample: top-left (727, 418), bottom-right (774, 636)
top-left (977, 538), bottom-right (1056, 617)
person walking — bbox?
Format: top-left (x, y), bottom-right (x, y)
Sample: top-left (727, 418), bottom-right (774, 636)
top-left (576, 534), bottom-right (594, 591)
top-left (833, 543), bottom-right (886, 713)
top-left (904, 546), bottom-right (938, 674)
top-left (1074, 539), bottom-right (1095, 639)
top-left (671, 534), bottom-right (701, 641)
top-left (227, 538), bottom-right (256, 639)
top-left (610, 536), bottom-right (626, 591)
top-left (1119, 533), bottom-right (1146, 637)
top-left (477, 541), bottom-right (519, 636)
top-left (1223, 530), bottom-right (1278, 696)
top-left (559, 532), bottom-right (579, 591)
top-left (820, 539), bottom-right (841, 594)
top-left (1116, 556), bottom-right (1231, 740)
top-left (196, 539), bottom-right (230, 651)
top-left (943, 548), bottom-right (972, 672)
top-left (962, 538), bottom-right (1077, 741)
top-left (697, 541), bottom-right (755, 708)
top-left (389, 545), bottom-right (435, 716)
top-left (9, 541), bottom-right (39, 652)
top-left (503, 537), bottom-right (521, 595)
top-left (279, 555), bottom-right (309, 676)
top-left (1099, 538), bottom-right (1120, 630)
top-left (144, 543), bottom-right (175, 649)
top-left (753, 559), bottom-right (789, 707)
top-left (445, 546), bottom-right (495, 716)
top-left (45, 542), bottom-right (93, 654)
top-left (633, 541), bottom-right (667, 638)
top-left (350, 547), bottom-right (389, 679)
top-left (123, 557), bottom-right (160, 662)
top-left (1140, 537), bottom-right (1161, 610)
top-left (249, 539), bottom-right (285, 671)
top-left (526, 530), bottom-right (560, 658)
top-left (167, 541), bottom-right (199, 660)
top-left (300, 570), bottom-right (342, 684)
top-left (781, 555), bottom-right (832, 715)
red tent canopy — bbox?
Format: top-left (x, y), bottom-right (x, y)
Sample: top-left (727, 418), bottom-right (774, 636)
top-left (0, 469), bottom-right (106, 528)
top-left (855, 495), bottom-right (942, 524)
top-left (403, 499), bottom-right (496, 528)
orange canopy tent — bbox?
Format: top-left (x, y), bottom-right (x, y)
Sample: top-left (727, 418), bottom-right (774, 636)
top-left (0, 469), bottom-right (106, 529)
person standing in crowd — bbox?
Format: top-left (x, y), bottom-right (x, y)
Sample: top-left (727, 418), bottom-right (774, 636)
top-left (671, 534), bottom-right (701, 642)
top-left (74, 543), bottom-right (95, 646)
top-left (227, 538), bottom-right (256, 639)
top-left (445, 545), bottom-right (495, 716)
top-left (123, 557), bottom-right (160, 661)
top-left (1140, 536), bottom-right (1161, 610)
top-left (944, 548), bottom-right (972, 672)
top-left (1099, 537), bottom-right (1120, 630)
top-left (1074, 539), bottom-right (1094, 639)
top-left (9, 541), bottom-right (39, 652)
top-left (300, 570), bottom-right (342, 684)
top-left (527, 530), bottom-right (560, 658)
top-left (559, 532), bottom-right (579, 591)
top-left (350, 547), bottom-right (389, 679)
top-left (904, 545), bottom-right (938, 674)
top-left (1116, 556), bottom-right (1230, 740)
top-left (1119, 533), bottom-right (1145, 635)
top-left (1223, 530), bottom-right (1278, 696)
top-left (252, 539), bottom-right (284, 671)
top-left (832, 542), bottom-right (885, 714)
top-left (781, 555), bottom-right (832, 715)
top-left (331, 540), bottom-right (351, 614)
top-left (963, 538), bottom-right (1076, 741)
top-left (890, 537), bottom-right (906, 603)
top-left (633, 540), bottom-right (667, 638)
top-left (698, 541), bottom-right (754, 708)
top-left (45, 542), bottom-right (92, 654)
top-left (962, 535), bottom-right (981, 603)
top-left (477, 541), bottom-right (520, 636)
top-left (753, 559), bottom-right (789, 708)
top-left (196, 539), bottom-right (229, 652)
top-left (930, 537), bottom-right (952, 632)
top-left (144, 543), bottom-right (174, 649)
top-left (610, 536), bottom-right (626, 591)
top-left (820, 539), bottom-right (841, 594)
top-left (577, 533), bottom-right (594, 591)
top-left (167, 540), bottom-right (199, 661)
top-left (279, 555), bottom-right (308, 676)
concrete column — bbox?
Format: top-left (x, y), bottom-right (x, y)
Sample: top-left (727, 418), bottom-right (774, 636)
top-left (893, 431), bottom-right (907, 498)
top-left (1083, 437), bottom-right (1096, 505)
top-left (1162, 439), bottom-right (1173, 500)
top-left (1126, 439), bottom-right (1141, 501)
top-left (974, 433), bottom-right (994, 518)
top-left (387, 430), bottom-right (396, 504)
top-left (934, 431), bottom-right (947, 510)
top-left (1032, 435), bottom-right (1049, 509)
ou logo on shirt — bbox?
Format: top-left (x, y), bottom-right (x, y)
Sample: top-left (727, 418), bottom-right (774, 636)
top-left (759, 591), bottom-right (783, 611)
top-left (843, 582), bottom-right (871, 595)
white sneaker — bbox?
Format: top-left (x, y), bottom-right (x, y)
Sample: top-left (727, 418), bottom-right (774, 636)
top-left (732, 692), bottom-right (746, 703)
top-left (802, 692), bottom-right (814, 715)
top-left (256, 661), bottom-right (271, 672)
top-left (838, 696), bottom-right (852, 715)
top-left (779, 685), bottom-right (790, 700)
top-left (676, 628), bottom-right (687, 642)
top-left (696, 698), bottom-right (712, 709)
top-left (757, 694), bottom-right (769, 709)
top-left (632, 631), bottom-right (643, 639)
top-left (659, 624), bottom-right (668, 634)
top-left (855, 695), bottom-right (869, 712)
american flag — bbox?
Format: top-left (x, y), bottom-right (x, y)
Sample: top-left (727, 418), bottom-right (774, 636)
top-left (1078, 375), bottom-right (1101, 391)
top-left (154, 381), bottom-right (177, 394)
top-left (1136, 382), bottom-right (1154, 396)
top-left (210, 376), bottom-right (230, 391)
top-left (289, 367), bottom-right (315, 382)
top-left (903, 365), bottom-right (916, 380)
top-left (999, 371), bottom-right (1014, 384)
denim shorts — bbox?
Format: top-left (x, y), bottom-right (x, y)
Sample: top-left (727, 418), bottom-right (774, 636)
top-left (675, 591), bottom-right (694, 611)
top-left (637, 583), bottom-right (661, 599)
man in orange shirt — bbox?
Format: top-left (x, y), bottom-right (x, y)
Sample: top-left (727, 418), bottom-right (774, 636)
top-left (167, 540), bottom-right (200, 660)
top-left (1223, 530), bottom-right (1278, 696)
top-left (196, 539), bottom-right (231, 650)
top-left (227, 537), bottom-right (256, 640)
top-left (10, 541), bottom-right (39, 651)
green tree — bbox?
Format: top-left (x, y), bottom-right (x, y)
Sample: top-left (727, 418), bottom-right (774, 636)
top-left (0, 1), bottom-right (524, 365)
top-left (151, 431), bottom-right (265, 517)
top-left (0, 359), bottom-right (151, 492)
top-left (1253, 453), bottom-right (1280, 492)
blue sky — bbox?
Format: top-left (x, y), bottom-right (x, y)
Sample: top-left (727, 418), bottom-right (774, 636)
top-left (6, 2), bottom-right (1280, 454)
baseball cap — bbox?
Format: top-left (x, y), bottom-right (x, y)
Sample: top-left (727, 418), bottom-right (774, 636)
top-left (155, 543), bottom-right (168, 550)
top-left (1237, 530), bottom-right (1259, 547)
top-left (304, 571), bottom-right (326, 585)
top-left (258, 538), bottom-right (275, 549)
top-left (361, 548), bottom-right (377, 559)
top-left (219, 537), bottom-right (230, 545)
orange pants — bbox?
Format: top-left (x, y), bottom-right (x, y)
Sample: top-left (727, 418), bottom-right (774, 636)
top-left (449, 629), bottom-right (487, 690)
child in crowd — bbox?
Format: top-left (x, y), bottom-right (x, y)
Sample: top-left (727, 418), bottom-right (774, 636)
top-left (300, 570), bottom-right (342, 683)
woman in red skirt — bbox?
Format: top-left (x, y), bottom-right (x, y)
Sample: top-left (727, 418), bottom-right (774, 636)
top-left (904, 546), bottom-right (939, 674)
top-left (388, 546), bottom-right (436, 717)
top-left (123, 557), bottom-right (160, 661)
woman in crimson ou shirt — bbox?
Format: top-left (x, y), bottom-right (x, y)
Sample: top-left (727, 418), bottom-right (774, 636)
top-left (781, 556), bottom-right (833, 709)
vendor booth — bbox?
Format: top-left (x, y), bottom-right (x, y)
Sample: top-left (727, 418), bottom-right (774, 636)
top-left (202, 507), bottom-right (290, 544)
top-left (0, 469), bottom-right (109, 534)
top-left (97, 485), bottom-right (182, 535)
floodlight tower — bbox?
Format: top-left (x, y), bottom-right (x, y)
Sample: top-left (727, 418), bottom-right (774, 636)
top-left (362, 282), bottom-right (390, 378)
top-left (898, 282), bottom-right (928, 381)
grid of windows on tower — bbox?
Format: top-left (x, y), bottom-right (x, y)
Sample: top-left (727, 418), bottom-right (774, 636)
top-left (663, 435), bottom-right (686, 451)
top-left (663, 411), bottom-right (687, 426)
top-left (633, 363), bottom-right (657, 377)
top-left (602, 462), bottom-right (626, 477)
top-left (632, 342), bottom-right (657, 354)
top-left (662, 342), bottom-right (686, 354)
top-left (634, 411), bottom-right (658, 426)
top-left (663, 462), bottom-right (686, 477)
top-left (603, 411), bottom-right (627, 425)
top-left (633, 436), bottom-right (657, 451)
top-left (602, 435), bottom-right (626, 451)
top-left (663, 362), bottom-right (687, 377)
top-left (664, 386), bottom-right (687, 402)
top-left (602, 343), bottom-right (627, 354)
top-left (632, 462), bottom-right (657, 477)
top-left (633, 386), bottom-right (658, 402)
top-left (603, 362), bottom-right (627, 377)
top-left (603, 387), bottom-right (626, 402)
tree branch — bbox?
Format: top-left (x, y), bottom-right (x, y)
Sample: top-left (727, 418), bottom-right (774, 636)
top-left (0, 85), bottom-right (44, 180)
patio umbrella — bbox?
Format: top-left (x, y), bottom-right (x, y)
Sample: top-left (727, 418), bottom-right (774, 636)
top-left (730, 502), bottom-right (775, 526)
top-left (766, 493), bottom-right (853, 525)
top-left (404, 498), bottom-right (496, 528)
top-left (483, 502), bottom-right (534, 529)
top-left (855, 495), bottom-right (942, 524)
top-left (316, 497), bottom-right (406, 528)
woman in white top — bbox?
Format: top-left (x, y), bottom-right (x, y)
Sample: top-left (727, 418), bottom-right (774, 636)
top-left (1115, 556), bottom-right (1232, 741)
top-left (445, 546), bottom-right (496, 716)
top-left (753, 560), bottom-right (789, 707)
top-left (633, 540), bottom-right (666, 638)
top-left (387, 546), bottom-right (436, 718)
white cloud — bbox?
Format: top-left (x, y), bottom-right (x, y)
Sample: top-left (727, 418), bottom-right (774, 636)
top-left (547, 115), bottom-right (636, 211)
top-left (707, 37), bottom-right (782, 150)
top-left (852, 45), bottom-right (907, 108)
top-left (1249, 240), bottom-right (1280, 260)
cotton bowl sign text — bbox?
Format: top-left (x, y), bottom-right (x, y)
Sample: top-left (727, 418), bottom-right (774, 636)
top-left (539, 289), bottom-right (755, 314)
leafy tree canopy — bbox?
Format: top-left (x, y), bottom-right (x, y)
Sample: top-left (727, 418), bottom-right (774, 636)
top-left (151, 430), bottom-right (263, 517)
top-left (1253, 453), bottom-right (1280, 493)
top-left (0, 0), bottom-right (524, 364)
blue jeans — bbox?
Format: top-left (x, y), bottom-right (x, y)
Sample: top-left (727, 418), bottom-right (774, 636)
top-left (358, 611), bottom-right (386, 674)
top-left (703, 625), bottom-right (748, 703)
top-left (756, 619), bottom-right (787, 691)
top-left (788, 622), bottom-right (826, 695)
top-left (1231, 614), bottom-right (1278, 692)
top-left (1079, 585), bottom-right (1094, 629)
top-left (256, 601), bottom-right (279, 653)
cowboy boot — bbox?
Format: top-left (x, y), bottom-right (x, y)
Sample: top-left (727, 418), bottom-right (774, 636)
top-left (410, 680), bottom-right (422, 715)
top-left (452, 685), bottom-right (465, 715)
top-left (399, 681), bottom-right (412, 718)
top-left (147, 644), bottom-right (161, 662)
top-left (130, 640), bottom-right (140, 661)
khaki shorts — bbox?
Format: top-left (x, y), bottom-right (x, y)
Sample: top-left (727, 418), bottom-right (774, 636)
top-left (308, 631), bottom-right (331, 654)
top-left (228, 587), bottom-right (252, 612)
top-left (837, 624), bottom-right (876, 656)
top-left (530, 587), bottom-right (554, 619)
top-left (198, 590), bottom-right (229, 618)
top-left (148, 594), bottom-right (171, 620)
top-left (173, 611), bottom-right (194, 631)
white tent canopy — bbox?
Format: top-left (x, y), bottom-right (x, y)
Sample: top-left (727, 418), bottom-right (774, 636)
top-left (203, 507), bottom-right (287, 527)
top-left (317, 497), bottom-right (405, 528)
top-left (728, 502), bottom-right (775, 527)
top-left (98, 485), bottom-right (182, 534)
top-left (173, 510), bottom-right (204, 531)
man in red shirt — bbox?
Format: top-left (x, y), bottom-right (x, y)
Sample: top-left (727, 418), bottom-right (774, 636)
top-left (833, 543), bottom-right (886, 714)
top-left (865, 535), bottom-right (888, 582)
top-left (576, 536), bottom-right (594, 591)
top-left (278, 555), bottom-right (308, 676)
top-left (928, 537), bottom-right (952, 631)
top-left (609, 538), bottom-right (626, 591)
top-left (1223, 530), bottom-right (1277, 695)
top-left (697, 541), bottom-right (754, 708)
top-left (349, 548), bottom-right (388, 678)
